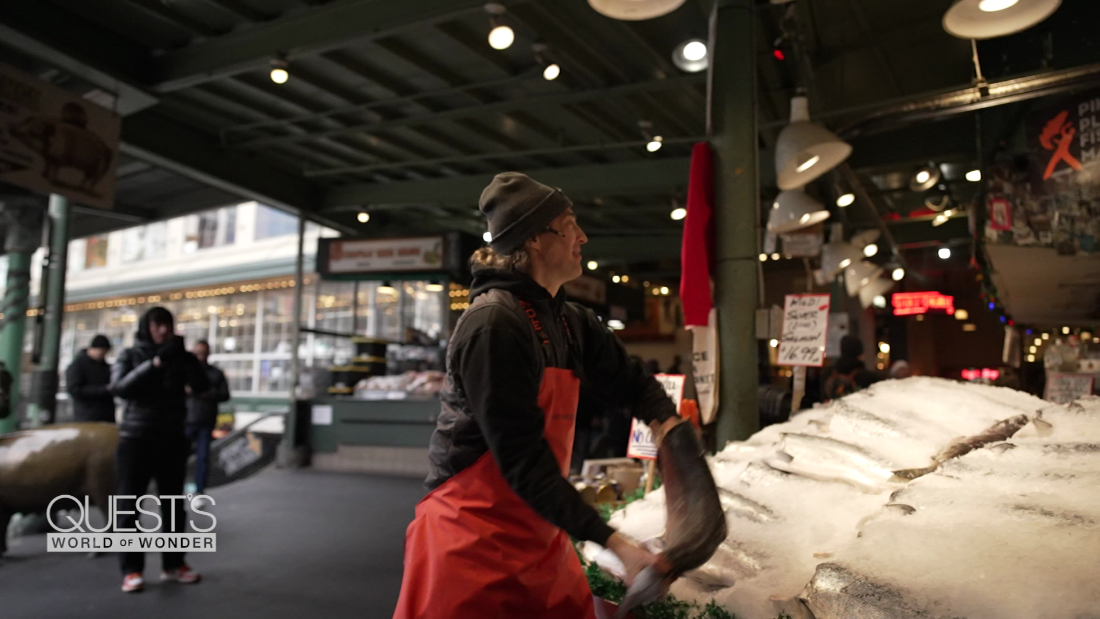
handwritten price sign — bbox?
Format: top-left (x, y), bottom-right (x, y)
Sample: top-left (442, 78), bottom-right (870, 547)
top-left (778, 294), bottom-right (830, 367)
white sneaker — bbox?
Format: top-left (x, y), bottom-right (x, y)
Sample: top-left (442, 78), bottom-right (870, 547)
top-left (121, 572), bottom-right (144, 593)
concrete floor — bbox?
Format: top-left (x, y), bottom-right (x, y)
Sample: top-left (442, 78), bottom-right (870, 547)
top-left (1, 469), bottom-right (426, 619)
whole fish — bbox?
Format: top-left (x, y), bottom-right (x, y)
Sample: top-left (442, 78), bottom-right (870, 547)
top-left (800, 563), bottom-right (942, 619)
top-left (768, 433), bottom-right (897, 491)
top-left (892, 414), bottom-right (1029, 481)
top-left (614, 422), bottom-right (727, 619)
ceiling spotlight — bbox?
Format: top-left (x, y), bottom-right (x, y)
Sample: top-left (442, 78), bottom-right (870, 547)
top-left (966, 169), bottom-right (982, 182)
top-left (938, 247), bottom-right (952, 259)
top-left (943, 0), bottom-right (1061, 40)
top-left (483, 231), bottom-right (493, 243)
top-left (863, 243), bottom-right (878, 258)
top-left (587, 0), bottom-right (687, 21)
top-left (660, 286), bottom-right (669, 295)
top-left (776, 96), bottom-right (852, 190)
top-left (845, 261), bottom-right (884, 297)
top-left (646, 136), bottom-right (663, 152)
top-left (612, 275), bottom-right (621, 283)
top-left (356, 212), bottom-right (370, 223)
top-left (910, 164), bottom-right (942, 191)
top-left (955, 309), bottom-right (970, 320)
top-left (485, 4), bottom-right (514, 50)
top-left (821, 240), bottom-right (863, 280)
top-left (587, 260), bottom-right (598, 270)
top-left (769, 339), bottom-right (778, 348)
top-left (542, 63), bottom-right (561, 80)
top-left (670, 207), bottom-right (687, 220)
top-left (270, 58), bottom-right (289, 84)
top-left (759, 253), bottom-right (768, 262)
top-left (768, 188), bottom-right (830, 234)
top-left (892, 267), bottom-right (905, 281)
top-left (879, 342), bottom-right (891, 353)
top-left (836, 193), bottom-right (855, 208)
top-left (873, 295), bottom-right (887, 309)
top-left (672, 39), bottom-right (708, 73)
top-left (532, 43), bottom-right (560, 81)
top-left (771, 253), bottom-right (780, 261)
top-left (621, 275), bottom-right (629, 283)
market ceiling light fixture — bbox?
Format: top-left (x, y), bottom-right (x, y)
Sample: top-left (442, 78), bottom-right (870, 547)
top-left (821, 240), bottom-right (863, 281)
top-left (356, 212), bottom-right (370, 223)
top-left (269, 58), bottom-right (289, 84)
top-left (670, 206), bottom-right (687, 220)
top-left (892, 267), bottom-right (905, 281)
top-left (588, 0), bottom-right (686, 20)
top-left (775, 96), bottom-right (852, 190)
top-left (966, 169), bottom-right (982, 182)
top-left (482, 231), bottom-right (492, 243)
top-left (863, 243), bottom-right (879, 258)
top-left (767, 188), bottom-right (830, 234)
top-left (938, 246), bottom-right (952, 259)
top-left (845, 261), bottom-right (884, 297)
top-left (860, 277), bottom-right (895, 309)
top-left (532, 43), bottom-right (560, 81)
top-left (672, 38), bottom-right (708, 73)
top-left (587, 260), bottom-right (598, 270)
top-left (485, 4), bottom-right (514, 50)
top-left (647, 136), bottom-right (663, 152)
top-left (910, 164), bottom-right (942, 192)
top-left (836, 193), bottom-right (855, 207)
top-left (943, 0), bottom-right (1061, 40)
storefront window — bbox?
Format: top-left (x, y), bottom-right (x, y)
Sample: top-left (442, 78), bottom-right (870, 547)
top-left (183, 205), bottom-right (237, 253)
top-left (255, 205), bottom-right (299, 240)
top-left (258, 359), bottom-right (291, 393)
top-left (213, 295), bottom-right (257, 355)
top-left (261, 289), bottom-right (295, 353)
top-left (218, 359), bottom-right (254, 393)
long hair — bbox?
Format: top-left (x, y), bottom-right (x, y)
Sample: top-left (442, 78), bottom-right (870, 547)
top-left (469, 246), bottom-right (530, 274)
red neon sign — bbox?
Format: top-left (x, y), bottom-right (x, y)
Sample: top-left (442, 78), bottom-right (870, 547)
top-left (892, 291), bottom-right (955, 316)
top-left (961, 368), bottom-right (1000, 381)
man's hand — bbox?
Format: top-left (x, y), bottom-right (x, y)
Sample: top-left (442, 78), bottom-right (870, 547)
top-left (605, 532), bottom-right (659, 586)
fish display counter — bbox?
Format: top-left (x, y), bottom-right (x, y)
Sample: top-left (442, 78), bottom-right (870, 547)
top-left (584, 377), bottom-right (1100, 619)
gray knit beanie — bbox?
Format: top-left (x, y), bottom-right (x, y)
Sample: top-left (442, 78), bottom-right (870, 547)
top-left (479, 172), bottom-right (572, 255)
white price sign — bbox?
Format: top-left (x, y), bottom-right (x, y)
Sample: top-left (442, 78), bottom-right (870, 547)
top-left (778, 294), bottom-right (830, 367)
top-left (626, 374), bottom-right (685, 461)
top-left (1045, 373), bottom-right (1094, 404)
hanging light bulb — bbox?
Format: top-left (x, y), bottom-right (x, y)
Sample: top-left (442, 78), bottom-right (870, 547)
top-left (483, 231), bottom-right (493, 243)
top-left (836, 193), bottom-right (855, 207)
top-left (612, 275), bottom-right (621, 283)
top-left (356, 212), bottom-right (370, 223)
top-left (943, 0), bottom-right (1061, 40)
top-left (485, 4), bottom-right (514, 49)
top-left (670, 207), bottom-right (687, 221)
top-left (938, 247), bottom-right (952, 259)
top-left (768, 188), bottom-right (830, 234)
top-left (845, 261), bottom-right (884, 297)
top-left (646, 136), bottom-right (663, 152)
top-left (892, 268), bottom-right (905, 281)
top-left (587, 260), bottom-right (598, 270)
top-left (863, 243), bottom-right (878, 258)
top-left (910, 164), bottom-right (942, 191)
top-left (270, 58), bottom-right (289, 84)
top-left (966, 169), bottom-right (982, 182)
top-left (775, 96), bottom-right (852, 190)
top-left (542, 63), bottom-right (561, 80)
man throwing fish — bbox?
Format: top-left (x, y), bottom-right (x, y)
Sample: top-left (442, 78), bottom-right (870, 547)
top-left (392, 172), bottom-right (681, 619)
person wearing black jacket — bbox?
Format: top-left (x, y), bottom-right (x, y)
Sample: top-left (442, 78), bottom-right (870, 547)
top-left (65, 334), bottom-right (115, 423)
top-left (110, 306), bottom-right (209, 594)
top-left (393, 172), bottom-right (681, 619)
top-left (185, 340), bottom-right (230, 497)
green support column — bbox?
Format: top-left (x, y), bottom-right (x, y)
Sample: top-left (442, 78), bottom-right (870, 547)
top-left (26, 195), bottom-right (69, 426)
top-left (712, 0), bottom-right (761, 445)
top-left (277, 215), bottom-right (309, 467)
top-left (0, 195), bottom-right (41, 434)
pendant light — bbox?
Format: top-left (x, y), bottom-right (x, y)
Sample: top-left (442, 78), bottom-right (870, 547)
top-left (845, 261), bottom-right (884, 297)
top-left (859, 277), bottom-right (895, 310)
top-left (943, 0), bottom-right (1061, 40)
top-left (672, 39), bottom-right (708, 73)
top-left (820, 241), bottom-right (862, 281)
top-left (767, 188), bottom-right (830, 234)
top-left (587, 0), bottom-right (686, 20)
top-left (775, 96), bottom-right (852, 190)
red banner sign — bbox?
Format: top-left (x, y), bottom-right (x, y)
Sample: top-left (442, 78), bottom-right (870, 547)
top-left (892, 292), bottom-right (955, 316)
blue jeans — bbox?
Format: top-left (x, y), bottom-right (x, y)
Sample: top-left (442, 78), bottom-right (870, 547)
top-left (186, 425), bottom-right (213, 495)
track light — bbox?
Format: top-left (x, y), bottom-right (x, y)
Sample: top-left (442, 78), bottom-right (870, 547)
top-left (892, 268), bottom-right (905, 281)
top-left (647, 136), bottom-right (663, 152)
top-left (670, 207), bottom-right (687, 220)
top-left (483, 231), bottom-right (492, 243)
top-left (356, 212), bottom-right (370, 223)
top-left (836, 193), bottom-right (855, 207)
top-left (863, 243), bottom-right (878, 257)
top-left (938, 247), bottom-right (952, 259)
top-left (543, 63), bottom-right (561, 80)
top-left (612, 275), bottom-right (621, 283)
top-left (910, 164), bottom-right (942, 191)
top-left (587, 260), bottom-right (598, 270)
top-left (270, 58), bottom-right (289, 84)
top-left (768, 188), bottom-right (830, 234)
top-left (672, 39), bottom-right (708, 73)
top-left (966, 169), bottom-right (982, 182)
top-left (943, 0), bottom-right (1061, 40)
top-left (485, 4), bottom-right (514, 50)
top-left (532, 43), bottom-right (560, 81)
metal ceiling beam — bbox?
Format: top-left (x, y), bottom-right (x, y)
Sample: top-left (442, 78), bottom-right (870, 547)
top-left (228, 74), bottom-right (704, 149)
top-left (324, 157), bottom-right (692, 207)
top-left (583, 235), bottom-right (682, 262)
top-left (0, 2), bottom-right (158, 115)
top-left (152, 0), bottom-right (532, 92)
top-left (119, 110), bottom-right (350, 232)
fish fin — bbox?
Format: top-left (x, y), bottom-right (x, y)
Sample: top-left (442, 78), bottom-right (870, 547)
top-left (890, 466), bottom-right (935, 481)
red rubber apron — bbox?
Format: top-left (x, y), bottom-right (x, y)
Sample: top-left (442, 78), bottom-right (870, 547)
top-left (392, 365), bottom-right (594, 619)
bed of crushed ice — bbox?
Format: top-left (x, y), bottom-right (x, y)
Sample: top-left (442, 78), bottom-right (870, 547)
top-left (584, 377), bottom-right (1100, 619)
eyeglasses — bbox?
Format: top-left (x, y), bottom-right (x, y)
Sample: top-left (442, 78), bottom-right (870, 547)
top-left (541, 227), bottom-right (566, 238)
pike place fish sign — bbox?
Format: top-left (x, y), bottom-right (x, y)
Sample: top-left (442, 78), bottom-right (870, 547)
top-left (778, 294), bottom-right (830, 367)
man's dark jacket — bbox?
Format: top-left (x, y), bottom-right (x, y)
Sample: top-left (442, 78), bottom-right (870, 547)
top-left (110, 311), bottom-right (210, 440)
top-left (187, 364), bottom-right (230, 428)
top-left (66, 350), bottom-right (115, 423)
top-left (427, 266), bottom-right (677, 547)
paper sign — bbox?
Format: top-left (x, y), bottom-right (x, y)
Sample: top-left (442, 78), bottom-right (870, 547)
top-left (691, 308), bottom-right (719, 424)
top-left (311, 404), bottom-right (333, 425)
top-left (1045, 373), bottom-right (1094, 404)
top-left (627, 374), bottom-right (686, 460)
top-left (778, 294), bottom-right (830, 367)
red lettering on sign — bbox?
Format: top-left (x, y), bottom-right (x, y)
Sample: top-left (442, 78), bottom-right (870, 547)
top-left (892, 292), bottom-right (955, 316)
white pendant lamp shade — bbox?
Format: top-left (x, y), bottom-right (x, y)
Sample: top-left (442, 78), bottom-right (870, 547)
top-left (845, 261), bottom-right (884, 297)
top-left (776, 97), bottom-right (852, 190)
top-left (943, 0), bottom-right (1061, 40)
top-left (672, 39), bottom-right (708, 73)
top-left (859, 277), bottom-right (895, 309)
top-left (588, 0), bottom-right (686, 20)
top-left (768, 189), bottom-right (830, 234)
top-left (820, 241), bottom-right (863, 281)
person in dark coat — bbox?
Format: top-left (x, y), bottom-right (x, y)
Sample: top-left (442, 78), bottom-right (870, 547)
top-left (186, 340), bottom-right (230, 497)
top-left (110, 306), bottom-right (209, 594)
top-left (393, 172), bottom-right (682, 619)
top-left (65, 334), bottom-right (115, 423)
